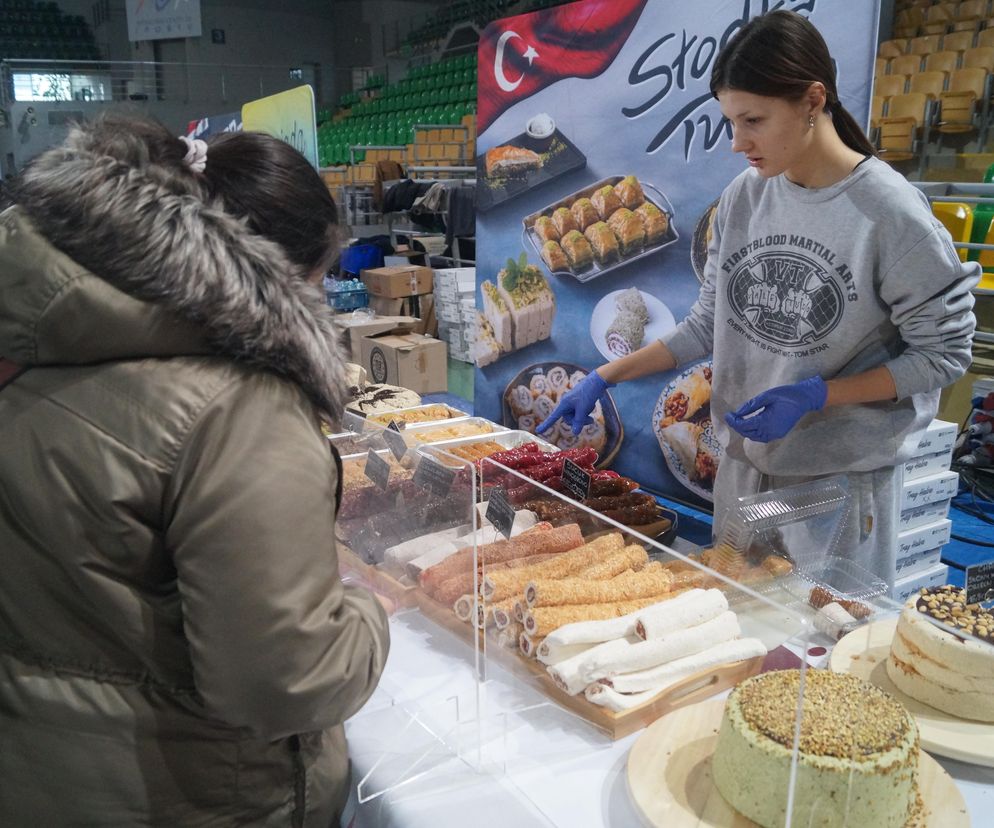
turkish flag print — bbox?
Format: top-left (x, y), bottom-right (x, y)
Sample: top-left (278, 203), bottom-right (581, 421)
top-left (477, 0), bottom-right (648, 133)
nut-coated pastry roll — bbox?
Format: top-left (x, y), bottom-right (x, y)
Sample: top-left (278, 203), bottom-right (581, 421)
top-left (583, 220), bottom-right (620, 265)
top-left (560, 229), bottom-right (594, 271)
top-left (551, 206), bottom-right (579, 237)
top-left (606, 207), bottom-right (646, 256)
top-left (635, 201), bottom-right (670, 245)
top-left (570, 197), bottom-right (600, 231)
top-left (613, 175), bottom-right (646, 209)
top-left (540, 240), bottom-right (569, 272)
top-left (591, 184), bottom-right (623, 220)
top-left (533, 215), bottom-right (560, 243)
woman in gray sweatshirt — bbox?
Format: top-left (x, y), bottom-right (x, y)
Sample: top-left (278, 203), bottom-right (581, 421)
top-left (539, 10), bottom-right (978, 586)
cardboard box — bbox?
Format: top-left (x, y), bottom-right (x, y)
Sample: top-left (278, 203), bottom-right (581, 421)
top-left (337, 314), bottom-right (418, 362)
top-left (367, 294), bottom-right (436, 337)
top-left (891, 563), bottom-right (949, 603)
top-left (362, 265), bottom-right (433, 299)
top-left (900, 470), bottom-right (959, 512)
top-left (360, 329), bottom-right (447, 393)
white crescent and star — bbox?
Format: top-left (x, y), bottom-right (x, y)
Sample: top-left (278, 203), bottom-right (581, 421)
top-left (494, 30), bottom-right (540, 92)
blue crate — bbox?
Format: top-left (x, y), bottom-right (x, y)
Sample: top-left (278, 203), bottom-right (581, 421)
top-left (327, 288), bottom-right (369, 311)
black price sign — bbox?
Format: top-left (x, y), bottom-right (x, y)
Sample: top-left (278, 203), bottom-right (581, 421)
top-left (363, 449), bottom-right (391, 490)
top-left (413, 455), bottom-right (456, 497)
top-left (382, 423), bottom-right (409, 462)
top-left (561, 458), bottom-right (592, 501)
top-left (966, 561), bottom-right (994, 606)
top-left (485, 486), bottom-right (515, 539)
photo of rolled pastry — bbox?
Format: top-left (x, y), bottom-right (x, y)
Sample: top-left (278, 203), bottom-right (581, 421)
top-left (659, 370), bottom-right (711, 428)
top-left (605, 287), bottom-right (650, 357)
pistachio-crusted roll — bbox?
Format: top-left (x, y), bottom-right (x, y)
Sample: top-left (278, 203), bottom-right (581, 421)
top-left (613, 175), bottom-right (646, 209)
top-left (540, 240), bottom-right (569, 272)
top-left (524, 595), bottom-right (671, 637)
top-left (533, 215), bottom-right (559, 242)
top-left (591, 184), bottom-right (623, 219)
top-left (606, 311), bottom-right (646, 357)
top-left (525, 568), bottom-right (672, 608)
top-left (584, 221), bottom-right (620, 265)
top-left (560, 229), bottom-right (594, 271)
top-left (574, 545), bottom-right (650, 581)
top-left (551, 206), bottom-right (578, 237)
top-left (635, 201), bottom-right (670, 245)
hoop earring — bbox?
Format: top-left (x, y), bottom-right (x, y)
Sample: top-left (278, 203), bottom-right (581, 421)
top-left (808, 114), bottom-right (816, 129)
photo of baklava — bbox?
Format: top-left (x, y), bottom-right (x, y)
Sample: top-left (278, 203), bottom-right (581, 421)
top-left (522, 175), bottom-right (677, 282)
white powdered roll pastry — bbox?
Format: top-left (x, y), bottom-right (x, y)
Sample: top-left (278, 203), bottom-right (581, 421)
top-left (635, 588), bottom-right (728, 639)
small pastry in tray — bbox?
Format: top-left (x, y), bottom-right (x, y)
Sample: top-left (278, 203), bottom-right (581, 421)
top-left (551, 206), bottom-right (579, 237)
top-left (583, 221), bottom-right (620, 265)
top-left (635, 201), bottom-right (670, 245)
top-left (560, 230), bottom-right (594, 271)
top-left (613, 175), bottom-right (646, 210)
top-left (533, 215), bottom-right (560, 243)
top-left (570, 197), bottom-right (600, 231)
top-left (606, 207), bottom-right (646, 256)
top-left (591, 184), bottom-right (623, 220)
top-left (541, 240), bottom-right (569, 272)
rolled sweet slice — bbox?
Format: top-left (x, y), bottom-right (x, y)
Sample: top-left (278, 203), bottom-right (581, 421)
top-left (570, 197), bottom-right (600, 231)
top-left (635, 201), bottom-right (670, 245)
top-left (497, 621), bottom-right (524, 650)
top-left (560, 230), bottom-right (594, 271)
top-left (533, 215), bottom-right (559, 243)
top-left (605, 310), bottom-right (646, 357)
top-left (614, 286), bottom-right (649, 323)
top-left (549, 637), bottom-right (637, 695)
top-left (525, 595), bottom-right (672, 638)
top-left (526, 565), bottom-right (670, 608)
top-left (545, 365), bottom-right (570, 398)
top-left (591, 184), bottom-right (623, 219)
top-left (453, 594), bottom-right (476, 622)
top-left (613, 175), bottom-right (646, 210)
top-left (536, 638), bottom-right (598, 666)
top-left (541, 240), bottom-right (569, 272)
top-left (635, 587), bottom-right (728, 639)
top-left (520, 631), bottom-right (544, 659)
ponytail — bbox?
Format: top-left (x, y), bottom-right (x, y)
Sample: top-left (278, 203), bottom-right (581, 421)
top-left (829, 102), bottom-right (877, 157)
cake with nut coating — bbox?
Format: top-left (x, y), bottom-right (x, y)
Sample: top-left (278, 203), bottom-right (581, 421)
top-left (886, 585), bottom-right (994, 722)
top-left (712, 670), bottom-right (919, 828)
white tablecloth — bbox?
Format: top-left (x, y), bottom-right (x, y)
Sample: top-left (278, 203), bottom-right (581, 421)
top-left (345, 611), bottom-right (992, 827)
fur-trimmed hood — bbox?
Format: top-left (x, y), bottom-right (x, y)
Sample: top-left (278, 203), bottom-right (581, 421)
top-left (2, 123), bottom-right (347, 415)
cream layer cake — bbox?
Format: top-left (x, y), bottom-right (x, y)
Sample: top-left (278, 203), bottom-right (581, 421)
top-left (712, 670), bottom-right (919, 828)
top-left (886, 585), bottom-right (994, 722)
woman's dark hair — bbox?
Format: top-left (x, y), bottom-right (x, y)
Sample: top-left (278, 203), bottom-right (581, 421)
top-left (710, 10), bottom-right (876, 157)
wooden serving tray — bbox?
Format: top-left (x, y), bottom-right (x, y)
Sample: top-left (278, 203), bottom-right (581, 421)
top-left (626, 700), bottom-right (967, 828)
top-left (415, 590), bottom-right (762, 740)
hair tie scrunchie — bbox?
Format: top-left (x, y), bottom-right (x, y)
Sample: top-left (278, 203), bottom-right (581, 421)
top-left (179, 135), bottom-right (208, 173)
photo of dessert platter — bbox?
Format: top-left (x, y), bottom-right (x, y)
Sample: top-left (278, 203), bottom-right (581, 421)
top-left (589, 287), bottom-right (676, 361)
top-left (652, 361), bottom-right (721, 502)
top-left (690, 197), bottom-right (721, 283)
top-left (521, 174), bottom-right (679, 283)
top-left (501, 361), bottom-right (623, 467)
top-left (477, 112), bottom-right (587, 212)
top-left (475, 252), bottom-right (557, 367)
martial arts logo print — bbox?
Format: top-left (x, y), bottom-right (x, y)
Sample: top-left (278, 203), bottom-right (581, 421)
top-left (726, 250), bottom-right (845, 348)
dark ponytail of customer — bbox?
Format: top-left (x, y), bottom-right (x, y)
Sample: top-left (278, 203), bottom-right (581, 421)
top-left (710, 10), bottom-right (877, 158)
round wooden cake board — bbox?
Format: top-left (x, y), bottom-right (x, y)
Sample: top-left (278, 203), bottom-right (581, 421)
top-left (626, 699), bottom-right (967, 828)
top-left (830, 617), bottom-right (994, 768)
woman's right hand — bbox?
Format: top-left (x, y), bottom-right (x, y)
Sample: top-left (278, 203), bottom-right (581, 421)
top-left (537, 370), bottom-right (613, 436)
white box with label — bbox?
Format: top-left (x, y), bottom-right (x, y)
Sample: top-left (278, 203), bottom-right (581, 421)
top-left (895, 546), bottom-right (945, 579)
top-left (908, 419), bottom-right (957, 458)
top-left (900, 470), bottom-right (959, 512)
top-left (891, 563), bottom-right (949, 603)
top-left (896, 518), bottom-right (952, 562)
top-left (898, 499), bottom-right (951, 533)
top-left (901, 448), bottom-right (953, 482)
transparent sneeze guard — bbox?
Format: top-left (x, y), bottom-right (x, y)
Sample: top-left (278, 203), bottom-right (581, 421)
top-left (338, 424), bottom-right (939, 827)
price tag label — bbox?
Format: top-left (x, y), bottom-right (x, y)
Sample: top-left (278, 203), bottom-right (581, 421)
top-left (485, 486), bottom-right (515, 539)
top-left (966, 561), bottom-right (994, 606)
top-left (382, 423), bottom-right (409, 462)
top-left (363, 449), bottom-right (391, 490)
top-left (561, 458), bottom-right (592, 501)
top-left (413, 455), bottom-right (456, 497)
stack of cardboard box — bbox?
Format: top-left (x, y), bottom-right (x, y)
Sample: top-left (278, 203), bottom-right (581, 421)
top-left (433, 267), bottom-right (476, 363)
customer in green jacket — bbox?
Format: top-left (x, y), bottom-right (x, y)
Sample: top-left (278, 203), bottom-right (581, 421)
top-left (0, 114), bottom-right (390, 826)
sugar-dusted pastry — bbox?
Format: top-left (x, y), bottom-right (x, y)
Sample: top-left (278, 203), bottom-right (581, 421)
top-left (551, 206), bottom-right (579, 237)
top-left (606, 207), bottom-right (646, 256)
top-left (584, 221), bottom-right (620, 265)
top-left (533, 215), bottom-right (559, 243)
top-left (525, 595), bottom-right (670, 638)
top-left (540, 240), bottom-right (569, 272)
top-left (591, 184), bottom-right (623, 219)
top-left (635, 201), bottom-right (670, 245)
top-left (570, 197), bottom-right (600, 231)
top-left (560, 229), bottom-right (594, 271)
top-left (613, 175), bottom-right (646, 209)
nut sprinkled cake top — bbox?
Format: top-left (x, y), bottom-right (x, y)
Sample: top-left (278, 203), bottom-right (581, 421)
top-left (915, 585), bottom-right (994, 644)
top-left (734, 670), bottom-right (913, 758)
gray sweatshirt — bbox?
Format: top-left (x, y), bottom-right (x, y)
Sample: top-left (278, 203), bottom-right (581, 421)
top-left (662, 157), bottom-right (978, 476)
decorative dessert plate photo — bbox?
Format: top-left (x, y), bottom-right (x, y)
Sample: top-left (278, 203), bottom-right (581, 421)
top-left (502, 361), bottom-right (623, 468)
top-left (521, 175), bottom-right (679, 283)
top-left (589, 288), bottom-right (676, 362)
top-left (652, 361), bottom-right (720, 502)
top-left (690, 197), bottom-right (720, 283)
top-left (476, 125), bottom-right (587, 213)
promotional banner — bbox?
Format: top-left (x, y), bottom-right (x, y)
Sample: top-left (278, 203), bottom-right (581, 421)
top-left (241, 85), bottom-right (319, 170)
top-left (126, 0), bottom-right (202, 42)
top-left (473, 0), bottom-right (878, 508)
top-left (185, 111), bottom-right (242, 139)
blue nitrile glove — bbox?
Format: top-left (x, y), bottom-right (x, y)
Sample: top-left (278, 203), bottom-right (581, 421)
top-left (537, 370), bottom-right (614, 436)
top-left (724, 376), bottom-right (828, 443)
